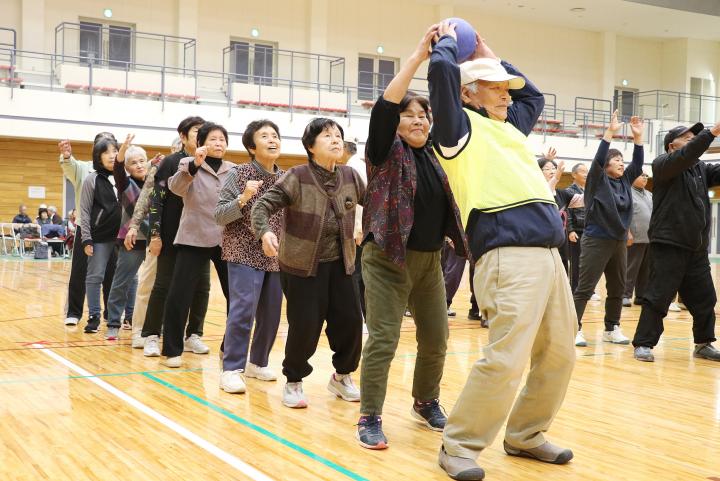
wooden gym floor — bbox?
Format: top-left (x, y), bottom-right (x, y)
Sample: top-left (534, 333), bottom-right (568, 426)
top-left (0, 256), bottom-right (718, 481)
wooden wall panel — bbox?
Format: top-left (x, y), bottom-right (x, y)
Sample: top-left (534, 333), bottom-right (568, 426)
top-left (0, 136), bottom-right (305, 223)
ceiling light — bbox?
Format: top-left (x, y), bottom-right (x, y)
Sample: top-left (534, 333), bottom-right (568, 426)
top-left (570, 7), bottom-right (586, 12)
top-left (376, 45), bottom-right (384, 54)
top-left (251, 28), bottom-right (260, 38)
top-left (622, 79), bottom-right (629, 86)
top-left (103, 8), bottom-right (113, 18)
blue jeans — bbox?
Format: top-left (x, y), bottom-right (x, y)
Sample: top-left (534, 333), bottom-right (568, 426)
top-left (106, 248), bottom-right (145, 328)
top-left (223, 262), bottom-right (282, 372)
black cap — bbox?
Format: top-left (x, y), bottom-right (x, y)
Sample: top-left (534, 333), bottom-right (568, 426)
top-left (664, 122), bottom-right (704, 152)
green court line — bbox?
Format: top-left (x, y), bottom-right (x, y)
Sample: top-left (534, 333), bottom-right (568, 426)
top-left (142, 372), bottom-right (369, 481)
top-left (0, 367), bottom-right (205, 385)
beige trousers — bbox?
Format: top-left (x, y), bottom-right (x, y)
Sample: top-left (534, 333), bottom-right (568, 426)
top-left (443, 246), bottom-right (577, 459)
top-left (131, 250), bottom-right (158, 338)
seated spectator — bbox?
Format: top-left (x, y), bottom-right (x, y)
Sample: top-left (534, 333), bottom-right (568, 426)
top-left (12, 205), bottom-right (32, 224)
top-left (37, 208), bottom-right (51, 225)
top-left (48, 206), bottom-right (63, 224)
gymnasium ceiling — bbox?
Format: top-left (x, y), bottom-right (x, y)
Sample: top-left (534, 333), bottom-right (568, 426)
top-left (420, 0), bottom-right (720, 41)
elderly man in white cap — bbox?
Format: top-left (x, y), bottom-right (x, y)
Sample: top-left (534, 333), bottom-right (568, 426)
top-left (427, 22), bottom-right (576, 480)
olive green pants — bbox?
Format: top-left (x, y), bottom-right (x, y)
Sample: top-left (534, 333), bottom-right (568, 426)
top-left (359, 242), bottom-right (449, 415)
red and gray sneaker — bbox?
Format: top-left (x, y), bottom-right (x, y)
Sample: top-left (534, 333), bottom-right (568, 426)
top-left (356, 415), bottom-right (388, 450)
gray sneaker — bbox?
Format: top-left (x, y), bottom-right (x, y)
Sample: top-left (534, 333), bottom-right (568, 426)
top-left (503, 441), bottom-right (573, 465)
top-left (438, 445), bottom-right (485, 480)
top-left (634, 346), bottom-right (654, 362)
top-left (694, 343), bottom-right (720, 361)
top-left (622, 298), bottom-right (632, 307)
top-left (105, 327), bottom-right (120, 340)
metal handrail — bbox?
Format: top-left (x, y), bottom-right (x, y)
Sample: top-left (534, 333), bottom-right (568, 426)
top-left (0, 27), bottom-right (16, 50)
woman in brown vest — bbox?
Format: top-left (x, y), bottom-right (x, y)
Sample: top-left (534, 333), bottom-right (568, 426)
top-left (251, 118), bottom-right (366, 409)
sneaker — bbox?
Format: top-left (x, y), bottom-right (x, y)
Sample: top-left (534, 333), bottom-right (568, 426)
top-left (161, 356), bottom-right (182, 368)
top-left (404, 309), bottom-right (412, 318)
top-left (503, 440), bottom-right (573, 465)
top-left (245, 362), bottom-right (277, 381)
top-left (602, 326), bottom-right (630, 344)
top-left (121, 318), bottom-right (132, 330)
top-left (143, 335), bottom-right (161, 357)
top-left (480, 317), bottom-right (489, 328)
top-left (622, 298), bottom-right (632, 307)
top-left (590, 293), bottom-right (601, 301)
top-left (575, 330), bottom-right (587, 347)
top-left (447, 308), bottom-right (456, 317)
top-left (411, 399), bottom-right (447, 431)
top-left (468, 309), bottom-right (482, 321)
top-left (84, 315), bottom-right (101, 333)
top-left (220, 370), bottom-right (246, 393)
top-left (694, 343), bottom-right (720, 361)
top-left (438, 445), bottom-right (485, 480)
top-left (356, 415), bottom-right (388, 450)
top-left (668, 302), bottom-right (681, 312)
top-left (282, 382), bottom-right (308, 408)
top-left (634, 346), bottom-right (654, 362)
top-left (131, 333), bottom-right (145, 349)
top-left (184, 334), bottom-right (210, 354)
top-left (105, 327), bottom-right (120, 340)
top-left (327, 373), bottom-right (360, 402)
top-left (64, 316), bottom-right (79, 326)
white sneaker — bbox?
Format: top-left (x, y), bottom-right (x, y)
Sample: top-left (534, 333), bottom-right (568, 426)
top-left (161, 356), bottom-right (182, 368)
top-left (575, 330), bottom-right (587, 347)
top-left (590, 293), bottom-right (601, 301)
top-left (245, 362), bottom-right (277, 381)
top-left (64, 317), bottom-right (79, 326)
top-left (327, 373), bottom-right (361, 402)
top-left (131, 333), bottom-right (145, 349)
top-left (602, 326), bottom-right (630, 344)
top-left (282, 382), bottom-right (308, 408)
top-left (143, 335), bottom-right (161, 357)
top-left (184, 334), bottom-right (210, 354)
top-left (220, 370), bottom-right (246, 394)
top-left (668, 302), bottom-right (681, 312)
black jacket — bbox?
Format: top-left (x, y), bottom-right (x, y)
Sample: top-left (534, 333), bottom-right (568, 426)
top-left (566, 183), bottom-right (585, 233)
top-left (649, 129), bottom-right (720, 251)
top-left (80, 170), bottom-right (121, 246)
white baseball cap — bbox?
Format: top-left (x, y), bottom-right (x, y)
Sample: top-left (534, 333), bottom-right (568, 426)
top-left (459, 58), bottom-right (525, 89)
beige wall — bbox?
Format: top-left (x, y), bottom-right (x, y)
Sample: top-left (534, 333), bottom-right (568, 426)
top-left (615, 36), bottom-right (662, 93)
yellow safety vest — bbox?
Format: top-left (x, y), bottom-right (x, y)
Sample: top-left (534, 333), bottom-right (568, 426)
top-left (438, 108), bottom-right (555, 225)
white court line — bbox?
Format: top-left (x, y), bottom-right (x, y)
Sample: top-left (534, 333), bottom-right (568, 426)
top-left (33, 344), bottom-right (274, 481)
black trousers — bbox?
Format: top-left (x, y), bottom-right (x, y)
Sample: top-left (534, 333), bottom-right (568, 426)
top-left (281, 260), bottom-right (363, 382)
top-left (142, 244), bottom-right (211, 338)
top-left (568, 231), bottom-right (583, 294)
top-left (161, 245), bottom-right (228, 357)
top-left (632, 244), bottom-right (717, 348)
top-left (469, 261), bottom-right (478, 313)
top-left (65, 225), bottom-right (117, 320)
top-left (624, 243), bottom-right (650, 300)
top-left (353, 245), bottom-right (366, 317)
top-left (573, 235), bottom-right (627, 331)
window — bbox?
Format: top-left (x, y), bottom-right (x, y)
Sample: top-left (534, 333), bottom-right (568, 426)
top-left (230, 40), bottom-right (275, 86)
top-left (613, 87), bottom-right (637, 118)
top-left (358, 55), bottom-right (397, 100)
top-left (79, 20), bottom-right (134, 68)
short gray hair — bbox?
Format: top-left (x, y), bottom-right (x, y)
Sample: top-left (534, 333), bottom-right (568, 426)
top-left (464, 81), bottom-right (479, 94)
top-left (125, 145), bottom-right (148, 162)
top-left (571, 163), bottom-right (585, 174)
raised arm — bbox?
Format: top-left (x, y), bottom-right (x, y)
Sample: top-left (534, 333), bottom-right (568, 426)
top-left (503, 61), bottom-right (545, 136)
top-left (624, 116), bottom-right (645, 182)
top-left (654, 122), bottom-right (720, 182)
top-left (366, 25), bottom-right (437, 166)
top-left (58, 140), bottom-right (91, 189)
top-left (428, 23), bottom-right (470, 159)
top-left (169, 148), bottom-right (206, 197)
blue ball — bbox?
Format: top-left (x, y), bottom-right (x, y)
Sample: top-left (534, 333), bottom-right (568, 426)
top-left (444, 17), bottom-right (478, 63)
